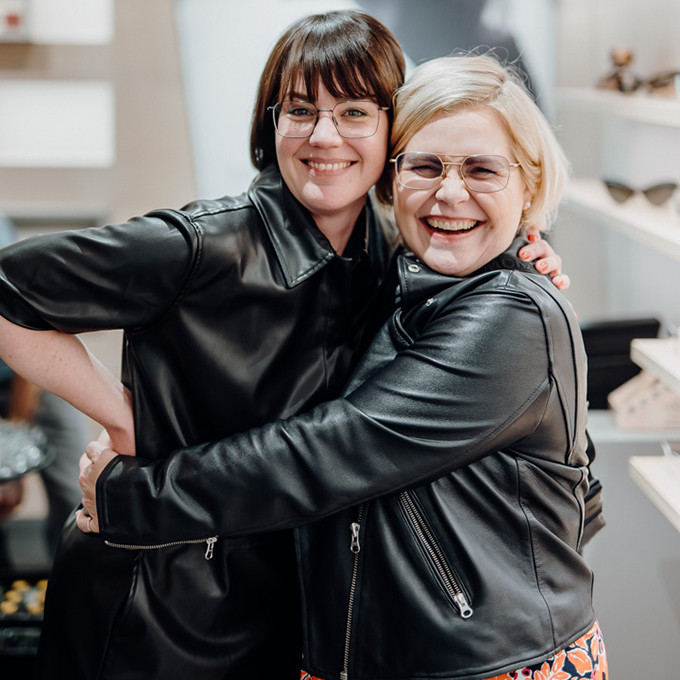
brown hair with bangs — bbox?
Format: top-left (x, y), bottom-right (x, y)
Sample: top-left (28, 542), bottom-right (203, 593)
top-left (250, 10), bottom-right (405, 170)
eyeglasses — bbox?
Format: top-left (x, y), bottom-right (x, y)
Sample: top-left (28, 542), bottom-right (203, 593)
top-left (391, 152), bottom-right (520, 193)
top-left (645, 71), bottom-right (680, 97)
top-left (269, 100), bottom-right (388, 139)
top-left (603, 179), bottom-right (678, 206)
top-left (610, 70), bottom-right (680, 97)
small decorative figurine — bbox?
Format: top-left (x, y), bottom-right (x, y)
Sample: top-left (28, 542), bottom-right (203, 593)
top-left (597, 46), bottom-right (641, 93)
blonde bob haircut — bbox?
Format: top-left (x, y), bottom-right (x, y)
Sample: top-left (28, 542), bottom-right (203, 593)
top-left (376, 54), bottom-right (570, 233)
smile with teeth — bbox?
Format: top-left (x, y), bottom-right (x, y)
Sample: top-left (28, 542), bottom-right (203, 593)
top-left (425, 217), bottom-right (479, 233)
top-left (306, 160), bottom-right (353, 172)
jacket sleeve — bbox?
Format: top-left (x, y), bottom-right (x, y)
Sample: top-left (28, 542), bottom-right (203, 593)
top-left (0, 212), bottom-right (196, 333)
top-left (97, 283), bottom-right (560, 544)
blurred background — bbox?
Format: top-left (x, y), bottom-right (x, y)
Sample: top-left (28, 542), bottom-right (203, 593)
top-left (0, 1), bottom-right (679, 677)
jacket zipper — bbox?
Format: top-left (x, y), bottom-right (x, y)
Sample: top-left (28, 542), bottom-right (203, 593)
top-left (105, 536), bottom-right (218, 560)
top-left (340, 505), bottom-right (364, 680)
top-left (399, 491), bottom-right (473, 619)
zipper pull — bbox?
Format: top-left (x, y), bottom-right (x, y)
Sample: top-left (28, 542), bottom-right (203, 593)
top-left (349, 522), bottom-right (361, 554)
top-left (453, 592), bottom-right (473, 619)
top-left (205, 536), bottom-right (217, 560)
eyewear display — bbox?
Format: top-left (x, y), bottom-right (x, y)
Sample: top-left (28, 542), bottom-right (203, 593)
top-left (603, 179), bottom-right (678, 206)
top-left (269, 100), bottom-right (388, 138)
top-left (391, 152), bottom-right (520, 193)
top-left (622, 70), bottom-right (680, 97)
top-left (644, 70), bottom-right (680, 96)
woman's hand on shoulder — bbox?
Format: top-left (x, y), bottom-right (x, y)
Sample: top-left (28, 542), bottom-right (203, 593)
top-left (518, 227), bottom-right (570, 291)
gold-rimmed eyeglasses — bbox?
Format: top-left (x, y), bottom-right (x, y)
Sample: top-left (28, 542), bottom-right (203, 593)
top-left (391, 152), bottom-right (520, 193)
top-left (269, 100), bottom-right (388, 139)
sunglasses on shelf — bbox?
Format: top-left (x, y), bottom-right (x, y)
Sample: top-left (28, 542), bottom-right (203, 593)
top-left (603, 69), bottom-right (680, 96)
top-left (644, 70), bottom-right (680, 96)
top-left (602, 179), bottom-right (678, 206)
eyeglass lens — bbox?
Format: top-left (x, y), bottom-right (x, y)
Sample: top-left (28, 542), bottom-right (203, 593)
top-left (273, 101), bottom-right (382, 138)
top-left (395, 152), bottom-right (513, 192)
top-left (603, 180), bottom-right (678, 206)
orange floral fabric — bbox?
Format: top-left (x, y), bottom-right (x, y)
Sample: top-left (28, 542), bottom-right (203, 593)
top-left (484, 621), bottom-right (608, 680)
top-left (300, 621), bottom-right (608, 680)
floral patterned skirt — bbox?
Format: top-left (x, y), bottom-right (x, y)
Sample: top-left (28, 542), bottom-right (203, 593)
top-left (301, 620), bottom-right (607, 680)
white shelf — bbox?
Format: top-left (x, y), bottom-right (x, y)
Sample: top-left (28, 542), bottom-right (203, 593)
top-left (562, 179), bottom-right (680, 262)
top-left (631, 338), bottom-right (680, 394)
top-left (629, 455), bottom-right (680, 534)
top-left (4, 202), bottom-right (107, 225)
top-left (557, 87), bottom-right (680, 127)
top-left (587, 409), bottom-right (680, 444)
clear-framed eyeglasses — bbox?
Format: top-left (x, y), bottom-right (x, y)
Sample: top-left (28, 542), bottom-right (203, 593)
top-left (391, 152), bottom-right (521, 193)
top-left (269, 100), bottom-right (388, 139)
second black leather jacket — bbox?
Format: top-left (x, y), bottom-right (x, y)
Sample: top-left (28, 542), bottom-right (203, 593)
top-left (96, 241), bottom-right (597, 680)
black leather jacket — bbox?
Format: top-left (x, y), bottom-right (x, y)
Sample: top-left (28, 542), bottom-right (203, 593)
top-left (0, 166), bottom-right (395, 680)
top-left (96, 241), bottom-right (596, 680)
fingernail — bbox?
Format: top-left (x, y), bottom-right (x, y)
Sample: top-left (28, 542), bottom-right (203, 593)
top-left (527, 233), bottom-right (539, 242)
top-left (519, 249), bottom-right (531, 260)
top-left (538, 261), bottom-right (548, 272)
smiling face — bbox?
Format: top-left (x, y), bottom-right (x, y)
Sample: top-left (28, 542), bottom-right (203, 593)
top-left (393, 107), bottom-right (532, 276)
top-left (275, 79), bottom-right (389, 240)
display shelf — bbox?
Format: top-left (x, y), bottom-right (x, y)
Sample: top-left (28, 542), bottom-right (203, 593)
top-left (3, 202), bottom-right (107, 228)
top-left (629, 455), bottom-right (680, 534)
top-left (557, 87), bottom-right (680, 127)
top-left (562, 179), bottom-right (680, 262)
top-left (588, 409), bottom-right (680, 444)
top-left (630, 337), bottom-right (680, 394)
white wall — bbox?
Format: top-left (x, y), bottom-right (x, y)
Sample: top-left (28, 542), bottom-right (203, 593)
top-left (0, 80), bottom-right (114, 167)
top-left (483, 0), bottom-right (557, 118)
top-left (29, 0), bottom-right (113, 44)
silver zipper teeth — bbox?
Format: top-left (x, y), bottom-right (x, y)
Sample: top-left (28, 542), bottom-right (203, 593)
top-left (105, 535), bottom-right (218, 560)
top-left (341, 505), bottom-right (364, 680)
top-left (400, 491), bottom-right (473, 619)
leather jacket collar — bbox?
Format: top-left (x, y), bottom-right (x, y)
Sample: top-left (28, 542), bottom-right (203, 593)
top-left (397, 236), bottom-right (537, 313)
top-left (248, 165), bottom-right (371, 287)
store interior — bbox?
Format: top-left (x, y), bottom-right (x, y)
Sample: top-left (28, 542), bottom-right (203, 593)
top-left (1, 1), bottom-right (679, 677)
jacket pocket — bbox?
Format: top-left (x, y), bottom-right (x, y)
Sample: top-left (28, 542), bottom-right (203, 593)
top-left (105, 536), bottom-right (218, 560)
top-left (398, 491), bottom-right (473, 619)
